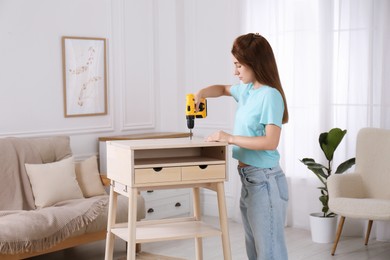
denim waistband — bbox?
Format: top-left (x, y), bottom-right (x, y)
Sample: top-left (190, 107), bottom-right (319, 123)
top-left (237, 164), bottom-right (282, 176)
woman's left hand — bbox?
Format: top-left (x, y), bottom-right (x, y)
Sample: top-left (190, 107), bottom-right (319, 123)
top-left (206, 130), bottom-right (233, 143)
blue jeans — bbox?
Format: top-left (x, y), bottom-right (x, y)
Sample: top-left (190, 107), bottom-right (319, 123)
top-left (238, 165), bottom-right (289, 260)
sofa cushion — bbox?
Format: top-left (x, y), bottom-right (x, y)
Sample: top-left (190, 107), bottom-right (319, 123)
top-left (75, 155), bottom-right (107, 198)
top-left (25, 157), bottom-right (84, 208)
top-left (0, 136), bottom-right (72, 211)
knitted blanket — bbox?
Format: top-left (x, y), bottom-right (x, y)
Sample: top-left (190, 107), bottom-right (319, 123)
top-left (0, 196), bottom-right (108, 254)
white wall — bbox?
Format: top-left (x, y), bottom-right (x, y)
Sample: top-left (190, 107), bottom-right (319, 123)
top-left (0, 0), bottom-right (115, 157)
top-left (0, 0), bottom-right (242, 217)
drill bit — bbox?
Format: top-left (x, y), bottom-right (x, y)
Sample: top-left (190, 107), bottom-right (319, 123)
top-left (189, 129), bottom-right (193, 140)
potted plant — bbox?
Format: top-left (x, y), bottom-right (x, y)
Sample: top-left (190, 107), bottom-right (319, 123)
top-left (300, 128), bottom-right (356, 243)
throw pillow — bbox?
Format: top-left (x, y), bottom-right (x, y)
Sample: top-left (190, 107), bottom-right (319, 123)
top-left (75, 155), bottom-right (107, 198)
top-left (25, 156), bottom-right (84, 208)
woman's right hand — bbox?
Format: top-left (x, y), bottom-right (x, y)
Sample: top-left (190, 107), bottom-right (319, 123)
top-left (193, 90), bottom-right (204, 112)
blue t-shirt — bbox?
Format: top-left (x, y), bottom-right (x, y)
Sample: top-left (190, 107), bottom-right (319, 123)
top-left (230, 83), bottom-right (284, 168)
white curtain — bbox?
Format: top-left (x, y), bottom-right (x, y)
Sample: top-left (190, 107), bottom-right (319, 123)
top-left (239, 0), bottom-right (390, 240)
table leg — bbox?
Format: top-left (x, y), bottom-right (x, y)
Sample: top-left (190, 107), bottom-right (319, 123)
top-left (216, 182), bottom-right (232, 260)
top-left (105, 185), bottom-right (118, 260)
top-left (192, 187), bottom-right (203, 260)
top-left (127, 188), bottom-right (138, 260)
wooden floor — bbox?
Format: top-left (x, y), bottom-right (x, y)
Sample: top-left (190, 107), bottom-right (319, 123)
top-left (29, 216), bottom-right (390, 260)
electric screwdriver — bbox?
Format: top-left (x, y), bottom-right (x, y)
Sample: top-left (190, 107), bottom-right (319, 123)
top-left (185, 94), bottom-right (207, 139)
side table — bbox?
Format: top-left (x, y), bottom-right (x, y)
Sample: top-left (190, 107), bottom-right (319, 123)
top-left (104, 137), bottom-right (231, 260)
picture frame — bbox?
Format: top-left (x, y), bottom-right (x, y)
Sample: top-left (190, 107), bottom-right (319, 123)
top-left (62, 36), bottom-right (108, 117)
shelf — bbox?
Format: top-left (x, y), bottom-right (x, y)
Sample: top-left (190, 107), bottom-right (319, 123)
top-left (134, 156), bottom-right (225, 168)
top-left (110, 220), bottom-right (222, 243)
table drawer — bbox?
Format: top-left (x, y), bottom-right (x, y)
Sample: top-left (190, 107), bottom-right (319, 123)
top-left (181, 164), bottom-right (225, 181)
top-left (135, 167), bottom-right (181, 184)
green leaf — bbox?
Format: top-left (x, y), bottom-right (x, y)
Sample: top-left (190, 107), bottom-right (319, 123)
top-left (326, 212), bottom-right (336, 217)
top-left (319, 128), bottom-right (347, 161)
top-left (300, 159), bottom-right (328, 180)
top-left (322, 206), bottom-right (329, 214)
top-left (300, 158), bottom-right (316, 165)
top-left (335, 157), bottom-right (356, 173)
top-left (319, 195), bottom-right (328, 205)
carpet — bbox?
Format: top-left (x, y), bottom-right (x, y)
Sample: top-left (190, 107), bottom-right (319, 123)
top-left (118, 251), bottom-right (185, 260)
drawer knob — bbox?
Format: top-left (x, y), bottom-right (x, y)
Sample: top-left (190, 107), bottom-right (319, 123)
top-left (153, 167), bottom-right (163, 172)
top-left (199, 165), bottom-right (208, 169)
top-left (147, 190), bottom-right (154, 193)
top-left (147, 208), bottom-right (154, 213)
top-left (175, 202), bottom-right (181, 207)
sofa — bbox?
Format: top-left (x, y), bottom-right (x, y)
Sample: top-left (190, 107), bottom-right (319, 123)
top-left (0, 136), bottom-right (145, 259)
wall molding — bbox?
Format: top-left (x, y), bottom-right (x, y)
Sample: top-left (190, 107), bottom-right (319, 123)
top-left (120, 0), bottom-right (156, 132)
top-left (0, 124), bottom-right (115, 138)
top-left (108, 0), bottom-right (157, 132)
top-left (121, 122), bottom-right (156, 131)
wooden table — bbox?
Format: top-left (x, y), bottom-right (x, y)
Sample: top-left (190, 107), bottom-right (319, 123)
top-left (104, 137), bottom-right (231, 260)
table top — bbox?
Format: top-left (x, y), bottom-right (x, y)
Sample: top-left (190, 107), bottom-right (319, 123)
top-left (108, 137), bottom-right (228, 150)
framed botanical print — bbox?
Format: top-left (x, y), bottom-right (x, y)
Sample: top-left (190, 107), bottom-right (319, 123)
top-left (62, 36), bottom-right (107, 117)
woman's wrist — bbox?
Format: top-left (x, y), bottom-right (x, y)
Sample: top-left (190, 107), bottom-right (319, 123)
top-left (228, 134), bottom-right (235, 144)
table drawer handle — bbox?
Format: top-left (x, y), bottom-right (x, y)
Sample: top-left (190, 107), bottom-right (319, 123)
top-left (147, 190), bottom-right (154, 193)
top-left (153, 167), bottom-right (163, 172)
top-left (199, 165), bottom-right (208, 169)
top-left (147, 208), bottom-right (154, 213)
top-left (175, 202), bottom-right (181, 207)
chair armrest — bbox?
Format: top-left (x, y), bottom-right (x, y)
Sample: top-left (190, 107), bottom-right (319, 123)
top-left (328, 173), bottom-right (365, 199)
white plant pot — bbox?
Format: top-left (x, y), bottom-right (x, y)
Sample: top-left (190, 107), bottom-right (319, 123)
top-left (309, 213), bottom-right (338, 243)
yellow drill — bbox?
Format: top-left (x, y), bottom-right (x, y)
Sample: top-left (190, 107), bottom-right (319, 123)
top-left (185, 94), bottom-right (207, 139)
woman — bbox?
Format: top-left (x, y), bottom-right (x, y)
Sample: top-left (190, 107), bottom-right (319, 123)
top-left (194, 33), bottom-right (289, 260)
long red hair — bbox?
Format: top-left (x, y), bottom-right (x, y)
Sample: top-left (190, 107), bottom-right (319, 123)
top-left (231, 33), bottom-right (289, 124)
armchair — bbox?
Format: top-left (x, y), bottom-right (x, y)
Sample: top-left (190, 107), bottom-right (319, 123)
top-left (328, 127), bottom-right (390, 255)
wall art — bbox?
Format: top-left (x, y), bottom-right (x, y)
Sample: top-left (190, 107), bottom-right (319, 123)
top-left (62, 36), bottom-right (107, 117)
